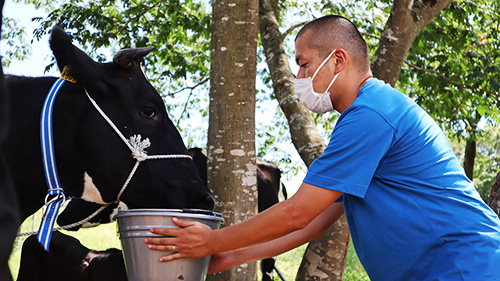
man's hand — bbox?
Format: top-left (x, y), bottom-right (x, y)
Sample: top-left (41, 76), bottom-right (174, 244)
top-left (144, 217), bottom-right (214, 262)
top-left (207, 251), bottom-right (234, 274)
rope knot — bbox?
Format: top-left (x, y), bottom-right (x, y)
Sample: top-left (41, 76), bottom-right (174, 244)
top-left (128, 135), bottom-right (151, 161)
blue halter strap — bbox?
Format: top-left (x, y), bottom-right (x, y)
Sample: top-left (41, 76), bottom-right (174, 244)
top-left (37, 78), bottom-right (66, 251)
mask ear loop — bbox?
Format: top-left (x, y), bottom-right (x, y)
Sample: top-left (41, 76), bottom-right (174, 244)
top-left (311, 48), bottom-right (337, 80)
top-left (324, 72), bottom-right (340, 94)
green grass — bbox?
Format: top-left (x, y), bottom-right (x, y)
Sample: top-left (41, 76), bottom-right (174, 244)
top-left (343, 242), bottom-right (369, 281)
top-left (10, 209), bottom-right (368, 281)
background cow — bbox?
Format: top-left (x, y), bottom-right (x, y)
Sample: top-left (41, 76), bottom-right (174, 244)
top-left (17, 231), bottom-right (127, 281)
top-left (1, 26), bottom-right (214, 228)
top-left (188, 147), bottom-right (287, 281)
top-left (187, 147), bottom-right (287, 212)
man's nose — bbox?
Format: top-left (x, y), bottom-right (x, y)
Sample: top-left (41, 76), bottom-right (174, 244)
top-left (296, 68), bottom-right (306, 79)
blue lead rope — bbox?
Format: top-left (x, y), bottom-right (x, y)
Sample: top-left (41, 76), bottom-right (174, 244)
top-left (37, 78), bottom-right (66, 251)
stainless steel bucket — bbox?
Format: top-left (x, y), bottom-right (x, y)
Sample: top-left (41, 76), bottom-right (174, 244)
top-left (114, 209), bottom-right (224, 281)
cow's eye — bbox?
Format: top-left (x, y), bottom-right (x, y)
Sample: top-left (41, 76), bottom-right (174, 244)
top-left (141, 107), bottom-right (156, 118)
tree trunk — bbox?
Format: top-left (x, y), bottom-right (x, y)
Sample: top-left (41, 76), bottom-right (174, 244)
top-left (206, 0), bottom-right (259, 280)
top-left (487, 171), bottom-right (500, 217)
top-left (259, 0), bottom-right (350, 280)
top-left (463, 139), bottom-right (476, 180)
top-left (371, 0), bottom-right (454, 86)
top-left (258, 0), bottom-right (325, 167)
top-left (295, 215), bottom-right (350, 281)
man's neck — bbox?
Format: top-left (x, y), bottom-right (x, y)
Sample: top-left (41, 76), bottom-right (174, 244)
top-left (334, 71), bottom-right (373, 113)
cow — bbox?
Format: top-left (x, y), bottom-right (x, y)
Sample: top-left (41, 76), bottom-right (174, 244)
top-left (55, 147), bottom-right (287, 281)
top-left (187, 147), bottom-right (287, 212)
top-left (1, 25), bottom-right (215, 230)
top-left (17, 231), bottom-right (127, 281)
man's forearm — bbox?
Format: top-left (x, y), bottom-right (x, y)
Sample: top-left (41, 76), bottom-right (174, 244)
top-left (208, 185), bottom-right (343, 254)
top-left (217, 202), bottom-right (345, 268)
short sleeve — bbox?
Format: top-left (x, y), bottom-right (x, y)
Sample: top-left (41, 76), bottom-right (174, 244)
top-left (303, 106), bottom-right (394, 198)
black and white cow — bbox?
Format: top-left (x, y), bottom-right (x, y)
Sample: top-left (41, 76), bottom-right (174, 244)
top-left (1, 26), bottom-right (215, 226)
top-left (17, 231), bottom-right (127, 281)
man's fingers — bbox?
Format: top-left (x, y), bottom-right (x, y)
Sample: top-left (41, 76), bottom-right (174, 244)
top-left (144, 236), bottom-right (175, 246)
top-left (148, 218), bottom-right (194, 236)
top-left (172, 217), bottom-right (196, 228)
top-left (149, 227), bottom-right (181, 237)
top-left (146, 243), bottom-right (178, 253)
top-left (159, 252), bottom-right (184, 262)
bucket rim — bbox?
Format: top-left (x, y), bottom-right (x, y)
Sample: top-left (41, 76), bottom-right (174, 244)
top-left (113, 208), bottom-right (224, 222)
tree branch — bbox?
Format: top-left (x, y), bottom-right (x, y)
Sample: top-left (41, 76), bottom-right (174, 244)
top-left (282, 21), bottom-right (308, 39)
top-left (172, 77), bottom-right (209, 126)
top-left (95, 0), bottom-right (165, 46)
top-left (360, 31), bottom-right (380, 40)
top-left (361, 32), bottom-right (498, 97)
top-left (404, 60), bottom-right (499, 97)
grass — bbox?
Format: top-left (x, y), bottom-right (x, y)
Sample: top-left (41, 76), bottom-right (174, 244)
top-left (10, 209), bottom-right (368, 281)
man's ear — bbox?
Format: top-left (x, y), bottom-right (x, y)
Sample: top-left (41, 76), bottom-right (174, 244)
top-left (332, 48), bottom-right (348, 73)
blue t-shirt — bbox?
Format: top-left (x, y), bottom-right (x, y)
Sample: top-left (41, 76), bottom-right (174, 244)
top-left (303, 78), bottom-right (500, 281)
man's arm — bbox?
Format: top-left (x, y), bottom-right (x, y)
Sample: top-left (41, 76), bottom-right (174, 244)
top-left (207, 201), bottom-right (344, 273)
top-left (144, 183), bottom-right (343, 261)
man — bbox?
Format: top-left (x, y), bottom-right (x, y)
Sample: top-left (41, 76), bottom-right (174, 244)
top-left (145, 15), bottom-right (500, 280)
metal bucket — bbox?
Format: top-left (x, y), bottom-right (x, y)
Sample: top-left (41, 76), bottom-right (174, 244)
top-left (114, 209), bottom-right (224, 281)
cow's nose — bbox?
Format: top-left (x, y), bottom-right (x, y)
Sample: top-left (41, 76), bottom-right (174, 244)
top-left (199, 192), bottom-right (215, 211)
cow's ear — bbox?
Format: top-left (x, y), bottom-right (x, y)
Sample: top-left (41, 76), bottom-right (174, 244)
top-left (113, 47), bottom-right (155, 69)
top-left (49, 26), bottom-right (99, 84)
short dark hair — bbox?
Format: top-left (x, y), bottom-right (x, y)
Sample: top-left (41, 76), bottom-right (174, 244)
top-left (296, 15), bottom-right (370, 71)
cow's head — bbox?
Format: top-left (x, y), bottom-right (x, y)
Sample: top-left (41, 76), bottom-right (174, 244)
top-left (49, 26), bottom-right (214, 210)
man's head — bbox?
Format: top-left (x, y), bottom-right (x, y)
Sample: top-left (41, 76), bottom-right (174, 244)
top-left (295, 15), bottom-right (370, 73)
top-left (294, 15), bottom-right (372, 113)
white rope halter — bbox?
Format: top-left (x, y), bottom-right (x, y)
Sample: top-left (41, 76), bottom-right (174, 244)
top-left (84, 89), bottom-right (193, 203)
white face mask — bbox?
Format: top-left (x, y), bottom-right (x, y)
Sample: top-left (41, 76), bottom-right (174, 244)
top-left (294, 49), bottom-right (339, 114)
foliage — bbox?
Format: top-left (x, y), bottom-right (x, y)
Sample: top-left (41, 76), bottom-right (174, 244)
top-left (403, 0), bottom-right (500, 139)
top-left (29, 0), bottom-right (212, 93)
top-left (1, 17), bottom-right (31, 67)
